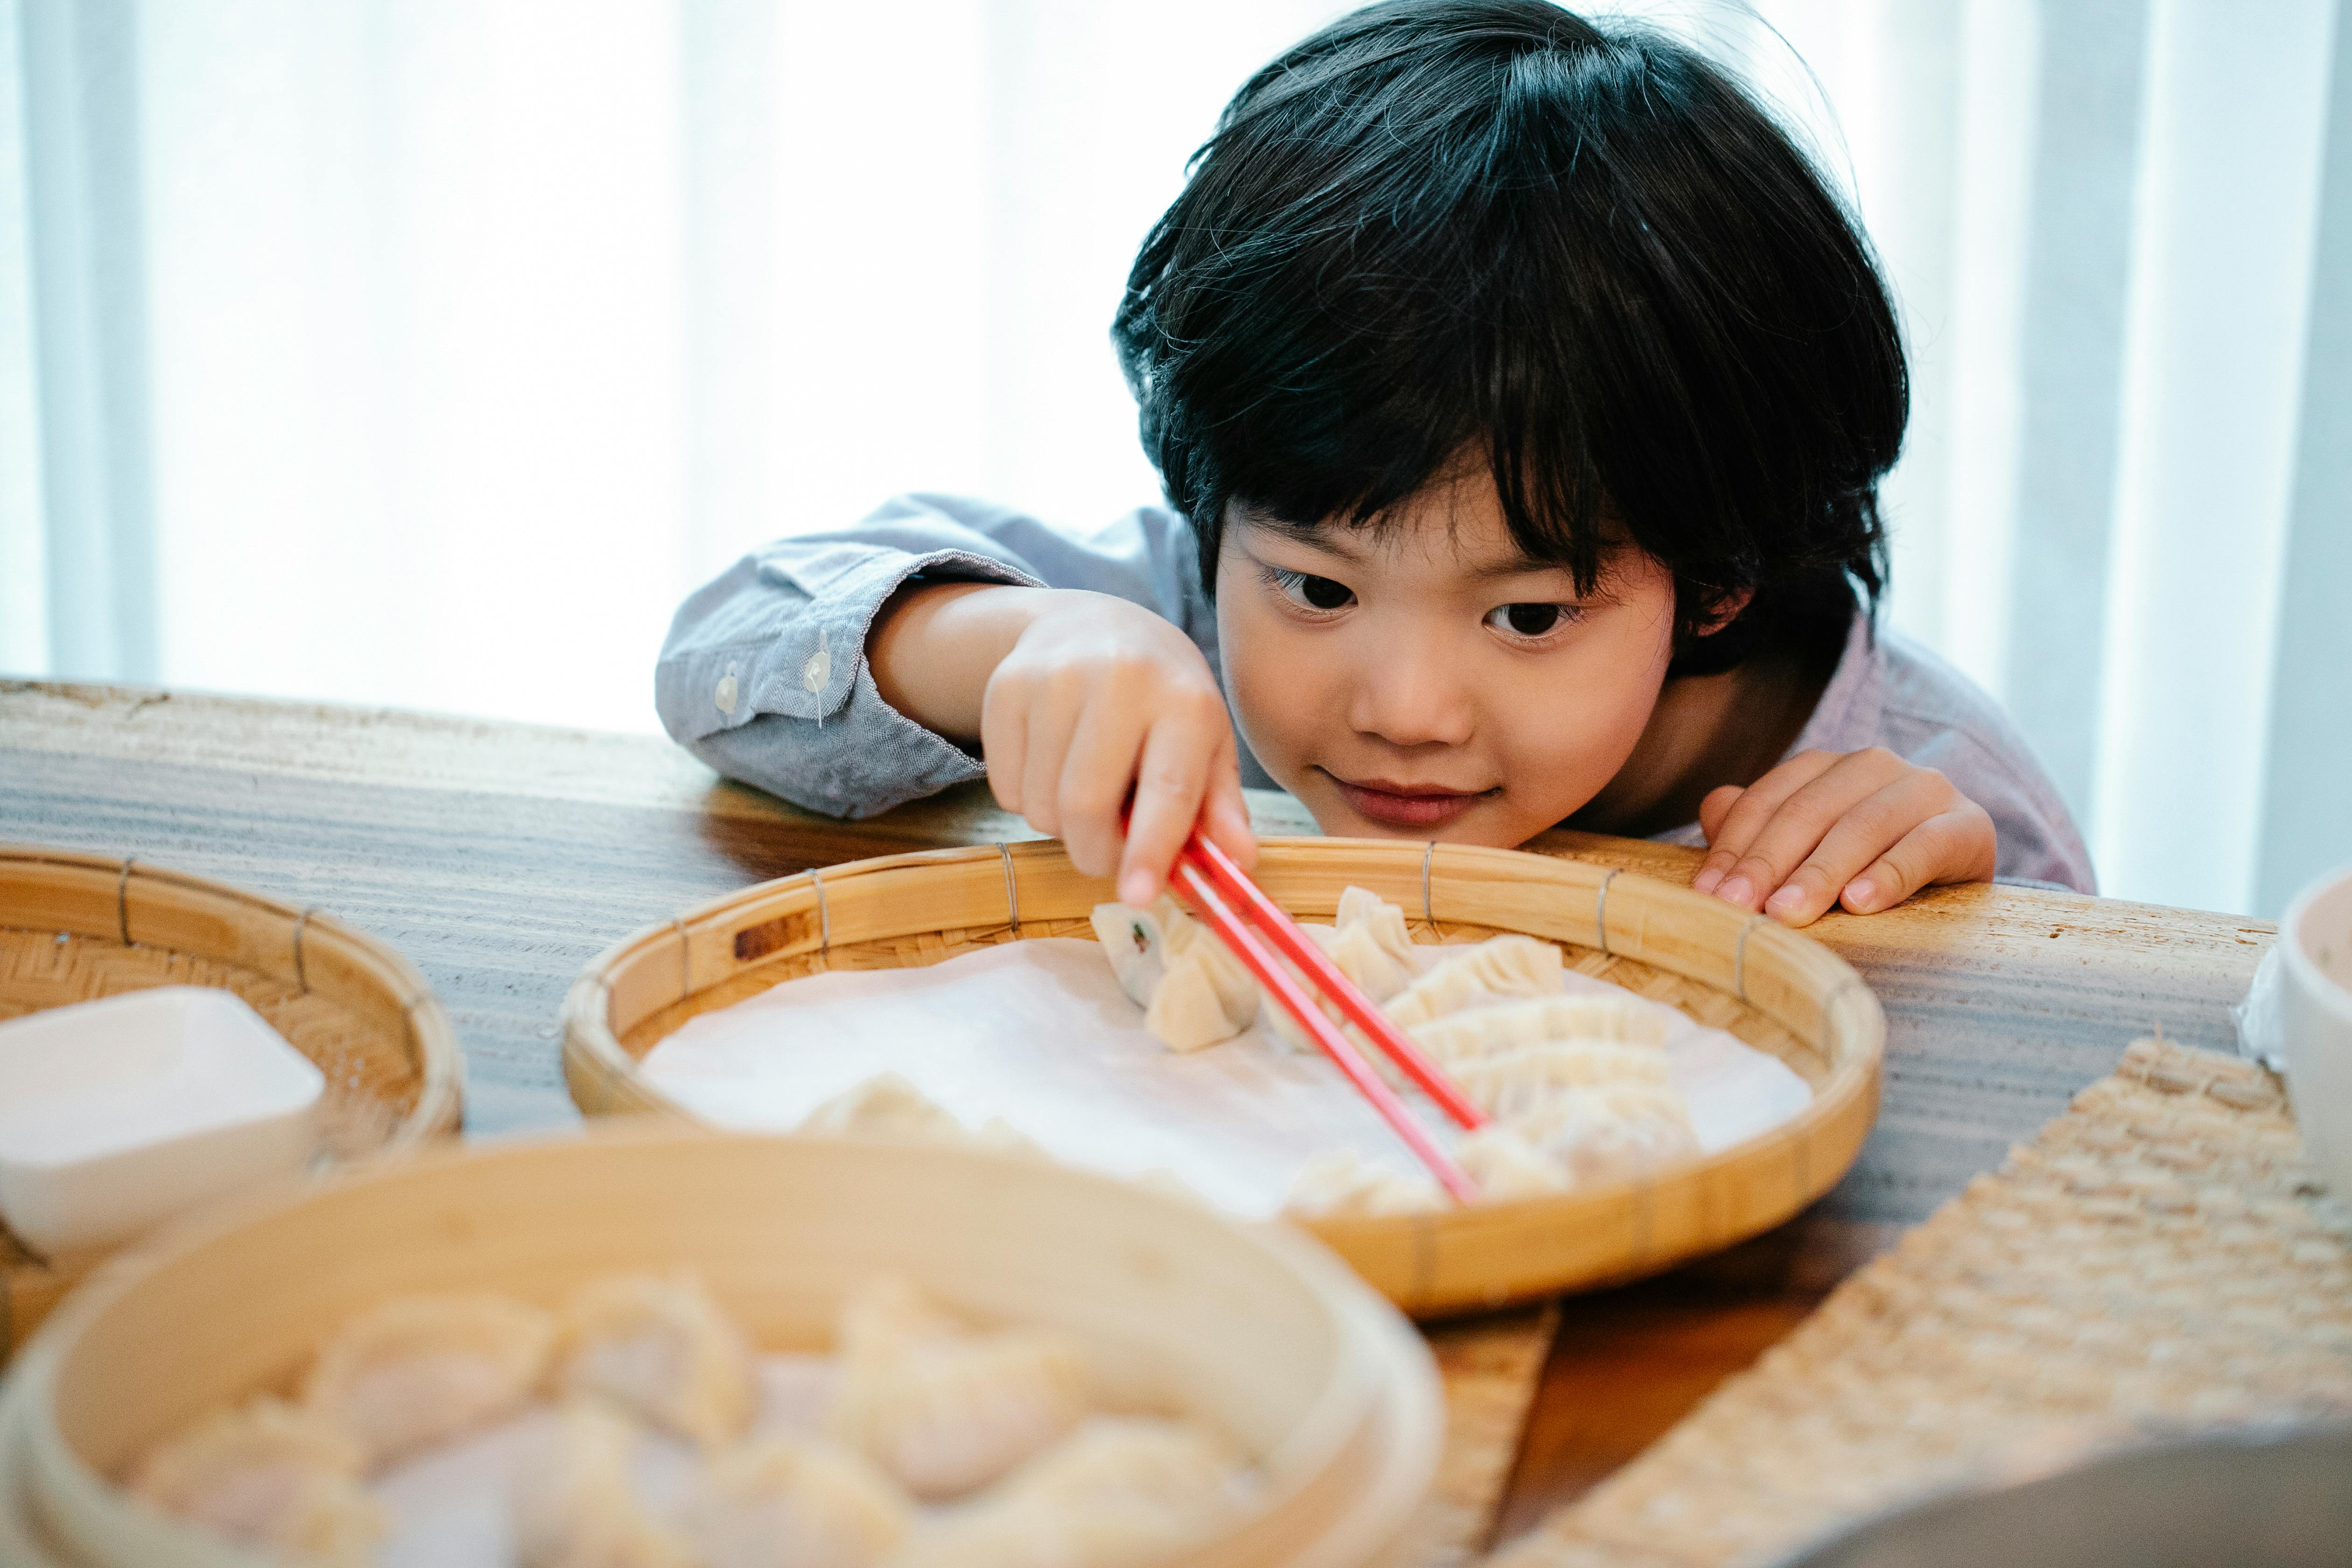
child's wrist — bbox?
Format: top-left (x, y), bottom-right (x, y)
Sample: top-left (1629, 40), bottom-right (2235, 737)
top-left (868, 582), bottom-right (1057, 740)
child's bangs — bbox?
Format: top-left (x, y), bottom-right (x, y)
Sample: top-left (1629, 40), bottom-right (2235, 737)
top-left (1211, 308), bottom-right (1619, 596)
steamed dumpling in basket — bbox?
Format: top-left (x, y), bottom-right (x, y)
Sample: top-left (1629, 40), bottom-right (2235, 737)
top-left (552, 1273), bottom-right (757, 1450)
top-left (688, 1432), bottom-right (913, 1568)
top-left (1261, 886), bottom-right (1422, 1052)
top-left (826, 1276), bottom-right (1094, 1501)
top-left (1089, 896), bottom-right (1260, 1052)
top-left (897, 1415), bottom-right (1252, 1568)
top-left (300, 1292), bottom-right (556, 1467)
top-left (126, 1398), bottom-right (386, 1568)
top-left (513, 1399), bottom-right (698, 1568)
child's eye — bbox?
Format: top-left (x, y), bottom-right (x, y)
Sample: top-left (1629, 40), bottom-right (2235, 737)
top-left (1484, 602), bottom-right (1581, 639)
top-left (1263, 566), bottom-right (1355, 613)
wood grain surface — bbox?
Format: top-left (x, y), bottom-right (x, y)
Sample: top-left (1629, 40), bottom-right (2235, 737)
top-left (0, 679), bottom-right (2276, 1555)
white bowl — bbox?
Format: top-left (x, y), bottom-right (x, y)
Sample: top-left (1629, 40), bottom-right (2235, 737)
top-left (0, 987), bottom-right (323, 1256)
top-left (2279, 863), bottom-right (2352, 1202)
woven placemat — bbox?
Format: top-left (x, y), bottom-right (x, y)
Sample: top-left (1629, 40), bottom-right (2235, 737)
top-left (1497, 1036), bottom-right (2352, 1568)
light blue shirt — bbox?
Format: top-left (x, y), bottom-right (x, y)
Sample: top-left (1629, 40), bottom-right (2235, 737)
top-left (657, 494), bottom-right (2096, 893)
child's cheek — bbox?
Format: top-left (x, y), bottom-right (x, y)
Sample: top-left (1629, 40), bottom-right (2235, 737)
top-left (1212, 593), bottom-right (1319, 791)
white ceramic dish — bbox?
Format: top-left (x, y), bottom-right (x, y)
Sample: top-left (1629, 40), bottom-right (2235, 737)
top-left (0, 987), bottom-right (323, 1257)
top-left (2279, 862), bottom-right (2352, 1202)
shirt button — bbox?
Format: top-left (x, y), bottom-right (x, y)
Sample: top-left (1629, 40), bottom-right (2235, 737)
top-left (714, 673), bottom-right (738, 714)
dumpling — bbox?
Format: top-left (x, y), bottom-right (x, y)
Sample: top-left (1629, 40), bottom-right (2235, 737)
top-left (1506, 1083), bottom-right (1698, 1184)
top-left (300, 1292), bottom-right (555, 1466)
top-left (1265, 888), bottom-right (1419, 1051)
top-left (1281, 1148), bottom-right (1443, 1218)
top-left (1380, 936), bottom-right (1565, 1031)
top-left (512, 1399), bottom-right (696, 1568)
top-left (1088, 903), bottom-right (1169, 1008)
top-left (801, 1073), bottom-right (969, 1144)
top-left (126, 1398), bottom-right (385, 1567)
top-left (1455, 1125), bottom-right (1571, 1201)
top-left (553, 1274), bottom-right (756, 1449)
top-left (973, 1115), bottom-right (1050, 1160)
top-left (826, 1277), bottom-right (1092, 1501)
top-left (1447, 1040), bottom-right (1673, 1119)
top-left (1407, 993), bottom-right (1667, 1065)
top-left (895, 1416), bottom-right (1251, 1568)
top-left (1092, 896), bottom-right (1259, 1052)
top-left (1324, 886), bottom-right (1417, 1001)
top-left (688, 1436), bottom-right (910, 1568)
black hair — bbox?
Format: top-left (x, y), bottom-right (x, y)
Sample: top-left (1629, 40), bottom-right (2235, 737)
top-left (1113, 0), bottom-right (1905, 673)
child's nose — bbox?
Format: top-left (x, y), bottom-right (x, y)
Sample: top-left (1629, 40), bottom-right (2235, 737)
top-left (1344, 645), bottom-right (1476, 748)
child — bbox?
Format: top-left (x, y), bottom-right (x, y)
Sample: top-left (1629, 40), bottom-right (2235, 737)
top-left (657, 0), bottom-right (2093, 927)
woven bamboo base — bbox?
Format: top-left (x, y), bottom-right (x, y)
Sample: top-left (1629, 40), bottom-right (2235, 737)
top-left (1497, 1037), bottom-right (2352, 1568)
top-left (0, 846), bottom-right (462, 1356)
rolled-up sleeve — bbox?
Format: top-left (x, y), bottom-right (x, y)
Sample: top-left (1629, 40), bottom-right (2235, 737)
top-left (656, 493), bottom-right (1213, 819)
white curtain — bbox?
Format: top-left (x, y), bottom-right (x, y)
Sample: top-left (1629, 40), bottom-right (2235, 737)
top-left (3, 0), bottom-right (2346, 917)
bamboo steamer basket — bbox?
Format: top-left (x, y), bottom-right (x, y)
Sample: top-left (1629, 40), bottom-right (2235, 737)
top-left (563, 837), bottom-right (1885, 1316)
top-left (0, 846), bottom-right (463, 1356)
top-left (0, 1125), bottom-right (1443, 1568)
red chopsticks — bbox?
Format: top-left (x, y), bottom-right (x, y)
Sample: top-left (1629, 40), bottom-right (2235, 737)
top-left (1165, 831), bottom-right (1486, 1204)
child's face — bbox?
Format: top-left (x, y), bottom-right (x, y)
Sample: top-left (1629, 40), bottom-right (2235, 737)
top-left (1214, 470), bottom-right (1678, 847)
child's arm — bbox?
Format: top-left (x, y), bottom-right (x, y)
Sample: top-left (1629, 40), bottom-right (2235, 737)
top-left (866, 583), bottom-right (1254, 906)
top-left (1690, 748), bottom-right (1998, 926)
top-left (655, 495), bottom-right (1252, 903)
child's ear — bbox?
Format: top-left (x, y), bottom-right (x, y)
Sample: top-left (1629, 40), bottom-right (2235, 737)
top-left (1692, 588), bottom-right (1754, 637)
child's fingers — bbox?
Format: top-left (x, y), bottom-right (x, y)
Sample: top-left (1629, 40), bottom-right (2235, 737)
top-left (1706, 749), bottom-right (1910, 912)
top-left (1841, 801), bottom-right (1996, 914)
top-left (1690, 784), bottom-right (1746, 892)
top-left (1053, 694), bottom-right (1151, 880)
top-left (1757, 770), bottom-right (1952, 925)
top-left (977, 676), bottom-right (1029, 816)
top-left (1117, 711), bottom-right (1221, 906)
top-left (1691, 750), bottom-right (1844, 898)
top-left (1200, 741), bottom-right (1259, 872)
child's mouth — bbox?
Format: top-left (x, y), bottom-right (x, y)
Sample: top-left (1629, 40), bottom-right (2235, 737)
top-left (1323, 772), bottom-right (1495, 829)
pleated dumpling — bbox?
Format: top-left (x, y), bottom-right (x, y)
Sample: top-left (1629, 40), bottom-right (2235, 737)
top-left (800, 1072), bottom-right (969, 1145)
top-left (1407, 993), bottom-right (1666, 1065)
top-left (1380, 935), bottom-right (1564, 1031)
top-left (1326, 885), bottom-right (1417, 1001)
top-left (553, 1273), bottom-right (756, 1449)
top-left (1266, 887), bottom-right (1420, 1051)
top-left (1455, 1125), bottom-right (1571, 1201)
top-left (512, 1399), bottom-right (696, 1568)
top-left (1448, 1039), bottom-right (1673, 1120)
top-left (1506, 1083), bottom-right (1698, 1184)
top-left (126, 1398), bottom-right (385, 1568)
top-left (1092, 896), bottom-right (1259, 1052)
top-left (826, 1277), bottom-right (1093, 1501)
top-left (688, 1435), bottom-right (911, 1568)
top-left (299, 1291), bottom-right (556, 1466)
top-left (1281, 1148), bottom-right (1443, 1217)
top-left (896, 1416), bottom-right (1251, 1568)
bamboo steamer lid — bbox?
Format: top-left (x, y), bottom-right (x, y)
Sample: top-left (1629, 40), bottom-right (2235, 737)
top-left (2, 1125), bottom-right (1442, 1568)
top-left (564, 837), bottom-right (1886, 1316)
top-left (0, 846), bottom-right (463, 1356)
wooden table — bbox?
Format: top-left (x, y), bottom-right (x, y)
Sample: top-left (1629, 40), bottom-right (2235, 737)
top-left (0, 680), bottom-right (2276, 1560)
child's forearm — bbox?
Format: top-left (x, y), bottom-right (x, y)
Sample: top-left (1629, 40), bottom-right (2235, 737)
top-left (867, 582), bottom-right (1058, 744)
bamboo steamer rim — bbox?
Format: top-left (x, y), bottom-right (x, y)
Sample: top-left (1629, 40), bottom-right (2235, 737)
top-left (563, 836), bottom-right (1886, 1316)
top-left (4, 1122), bottom-right (1444, 1568)
top-left (0, 844), bottom-right (465, 1352)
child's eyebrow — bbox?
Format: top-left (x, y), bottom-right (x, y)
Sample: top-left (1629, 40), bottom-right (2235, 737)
top-left (1461, 553), bottom-right (1578, 582)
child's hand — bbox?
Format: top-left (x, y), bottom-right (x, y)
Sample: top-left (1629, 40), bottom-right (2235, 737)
top-left (980, 592), bottom-right (1256, 907)
top-left (1691, 748), bottom-right (1995, 925)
